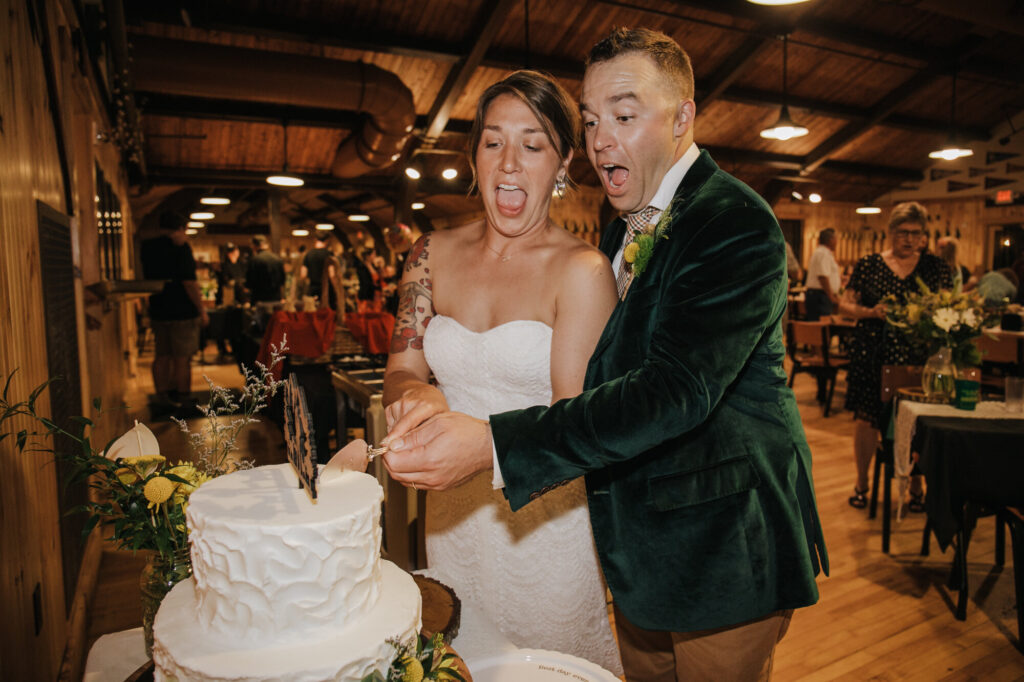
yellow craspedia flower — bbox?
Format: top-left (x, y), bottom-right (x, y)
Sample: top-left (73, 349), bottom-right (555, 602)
top-left (115, 467), bottom-right (138, 486)
top-left (623, 241), bottom-right (640, 264)
top-left (144, 476), bottom-right (175, 506)
top-left (399, 656), bottom-right (424, 682)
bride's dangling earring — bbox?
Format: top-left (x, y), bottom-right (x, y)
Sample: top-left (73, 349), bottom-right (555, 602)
top-left (554, 175), bottom-right (566, 200)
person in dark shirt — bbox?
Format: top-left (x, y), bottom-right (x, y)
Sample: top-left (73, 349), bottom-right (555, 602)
top-left (140, 211), bottom-right (208, 406)
top-left (215, 242), bottom-right (248, 305)
top-left (300, 235), bottom-right (340, 309)
top-left (246, 235), bottom-right (285, 304)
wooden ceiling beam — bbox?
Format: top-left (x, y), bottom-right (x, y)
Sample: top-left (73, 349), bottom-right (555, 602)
top-left (702, 146), bottom-right (922, 181)
top-left (697, 35), bottom-right (774, 109)
top-left (421, 0), bottom-right (519, 144)
top-left (145, 166), bottom-right (472, 195)
top-left (800, 34), bottom-right (986, 174)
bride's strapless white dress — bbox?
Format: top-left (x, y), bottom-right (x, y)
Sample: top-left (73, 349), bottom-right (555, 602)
top-left (422, 315), bottom-right (622, 675)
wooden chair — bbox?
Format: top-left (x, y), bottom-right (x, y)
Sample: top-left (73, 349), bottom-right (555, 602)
top-left (975, 334), bottom-right (1023, 395)
top-left (869, 365), bottom-right (922, 553)
top-left (786, 320), bottom-right (848, 417)
top-left (1003, 506), bottom-right (1024, 642)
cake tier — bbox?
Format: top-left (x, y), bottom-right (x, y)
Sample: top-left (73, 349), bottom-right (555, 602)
top-left (186, 464), bottom-right (383, 644)
top-left (153, 560), bottom-right (421, 682)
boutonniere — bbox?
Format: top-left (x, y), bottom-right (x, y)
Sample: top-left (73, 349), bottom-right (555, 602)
top-left (623, 203), bottom-right (676, 279)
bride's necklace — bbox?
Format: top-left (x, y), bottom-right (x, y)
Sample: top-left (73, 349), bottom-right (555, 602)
top-left (484, 241), bottom-right (513, 262)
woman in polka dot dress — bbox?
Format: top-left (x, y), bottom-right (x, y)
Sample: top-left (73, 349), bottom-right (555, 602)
top-left (839, 201), bottom-right (953, 509)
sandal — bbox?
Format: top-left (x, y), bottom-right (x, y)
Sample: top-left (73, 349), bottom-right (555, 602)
top-left (908, 491), bottom-right (926, 513)
top-left (848, 487), bottom-right (869, 509)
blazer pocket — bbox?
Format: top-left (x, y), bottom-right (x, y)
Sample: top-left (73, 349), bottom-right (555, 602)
top-left (648, 455), bottom-right (761, 512)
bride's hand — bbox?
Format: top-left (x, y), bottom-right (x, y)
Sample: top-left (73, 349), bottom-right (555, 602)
top-left (384, 385), bottom-right (448, 442)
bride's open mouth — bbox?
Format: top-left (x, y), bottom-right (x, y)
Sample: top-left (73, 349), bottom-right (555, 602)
top-left (495, 183), bottom-right (527, 216)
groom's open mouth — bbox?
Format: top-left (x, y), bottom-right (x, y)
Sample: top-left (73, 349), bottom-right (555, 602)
top-left (495, 183), bottom-right (527, 216)
top-left (602, 164), bottom-right (629, 193)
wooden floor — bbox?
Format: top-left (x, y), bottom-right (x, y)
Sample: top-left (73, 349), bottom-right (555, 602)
top-left (85, 357), bottom-right (1023, 680)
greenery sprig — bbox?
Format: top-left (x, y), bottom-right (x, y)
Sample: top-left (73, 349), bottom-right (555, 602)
top-left (623, 200), bottom-right (677, 281)
top-left (362, 633), bottom-right (467, 682)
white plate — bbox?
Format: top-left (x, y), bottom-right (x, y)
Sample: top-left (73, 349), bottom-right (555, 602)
top-left (465, 649), bottom-right (620, 682)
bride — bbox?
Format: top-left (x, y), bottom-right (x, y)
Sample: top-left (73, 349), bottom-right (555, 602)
top-left (382, 70), bottom-right (621, 674)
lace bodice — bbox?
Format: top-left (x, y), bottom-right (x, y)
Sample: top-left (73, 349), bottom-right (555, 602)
top-left (423, 315), bottom-right (553, 418)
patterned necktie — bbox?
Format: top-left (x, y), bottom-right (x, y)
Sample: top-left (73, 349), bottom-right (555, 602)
top-left (616, 206), bottom-right (661, 298)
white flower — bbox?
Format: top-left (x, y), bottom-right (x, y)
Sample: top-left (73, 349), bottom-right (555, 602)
top-left (932, 308), bottom-right (959, 332)
top-left (959, 308), bottom-right (978, 328)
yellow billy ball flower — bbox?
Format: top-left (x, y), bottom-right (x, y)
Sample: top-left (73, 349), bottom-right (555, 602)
top-left (399, 656), bottom-right (424, 682)
top-left (623, 241), bottom-right (640, 264)
top-left (144, 476), bottom-right (175, 506)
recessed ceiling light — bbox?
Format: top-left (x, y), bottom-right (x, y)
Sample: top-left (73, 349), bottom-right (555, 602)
top-left (187, 221), bottom-right (205, 228)
top-left (411, 202), bottom-right (425, 210)
top-left (348, 214), bottom-right (370, 222)
top-left (442, 168), bottom-right (458, 180)
top-left (200, 197), bottom-right (230, 205)
top-left (808, 193), bottom-right (822, 204)
top-left (856, 206), bottom-right (882, 215)
top-left (190, 212), bottom-right (215, 220)
top-left (791, 191), bottom-right (803, 201)
top-left (185, 228), bottom-right (198, 235)
top-left (405, 167), bottom-right (421, 180)
top-left (267, 174), bottom-right (304, 187)
top-left (291, 228), bottom-right (310, 237)
top-left (315, 223), bottom-right (334, 231)
top-left (928, 145), bottom-right (974, 161)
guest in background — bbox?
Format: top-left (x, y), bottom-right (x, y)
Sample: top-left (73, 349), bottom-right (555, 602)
top-left (805, 228), bottom-right (840, 321)
top-left (785, 240), bottom-right (803, 285)
top-left (936, 236), bottom-right (969, 289)
top-left (215, 242), bottom-right (248, 306)
top-left (839, 201), bottom-right (952, 510)
top-left (140, 211), bottom-right (208, 408)
top-left (975, 267), bottom-right (1019, 307)
top-left (1012, 250), bottom-right (1024, 304)
top-left (300, 234), bottom-right (341, 309)
top-left (246, 235), bottom-right (285, 305)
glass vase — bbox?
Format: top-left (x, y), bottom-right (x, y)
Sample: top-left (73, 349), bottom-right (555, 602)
top-left (921, 347), bottom-right (956, 402)
top-left (140, 546), bottom-right (192, 658)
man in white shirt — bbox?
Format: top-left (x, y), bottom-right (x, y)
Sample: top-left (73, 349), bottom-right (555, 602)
top-left (804, 228), bottom-right (840, 322)
top-left (383, 27), bottom-right (826, 681)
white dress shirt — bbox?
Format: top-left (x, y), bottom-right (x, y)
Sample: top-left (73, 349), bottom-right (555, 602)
top-left (491, 144), bottom-right (701, 489)
top-left (805, 244), bottom-right (840, 296)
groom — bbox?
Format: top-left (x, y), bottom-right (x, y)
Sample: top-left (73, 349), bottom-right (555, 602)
top-left (384, 28), bottom-right (827, 681)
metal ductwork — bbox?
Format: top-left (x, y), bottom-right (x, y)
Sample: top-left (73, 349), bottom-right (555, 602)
top-left (131, 37), bottom-right (416, 178)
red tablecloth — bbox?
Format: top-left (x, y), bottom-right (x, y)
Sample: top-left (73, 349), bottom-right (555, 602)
top-left (258, 309), bottom-right (337, 378)
top-left (344, 312), bottom-right (395, 355)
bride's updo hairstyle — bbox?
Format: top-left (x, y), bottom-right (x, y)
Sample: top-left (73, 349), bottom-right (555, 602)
top-left (467, 70), bottom-right (581, 193)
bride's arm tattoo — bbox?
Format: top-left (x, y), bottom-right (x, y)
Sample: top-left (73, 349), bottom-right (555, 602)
top-left (391, 235), bottom-right (433, 353)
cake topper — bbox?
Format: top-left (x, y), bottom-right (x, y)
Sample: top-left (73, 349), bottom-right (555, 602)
top-left (283, 373), bottom-right (318, 501)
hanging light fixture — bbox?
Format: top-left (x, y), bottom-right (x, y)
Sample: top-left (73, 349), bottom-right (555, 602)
top-left (761, 35), bottom-right (809, 141)
top-left (200, 196), bottom-right (230, 205)
top-left (856, 204), bottom-right (882, 215)
top-left (808, 192), bottom-right (822, 204)
top-left (267, 123), bottom-right (304, 187)
top-left (929, 71), bottom-right (974, 161)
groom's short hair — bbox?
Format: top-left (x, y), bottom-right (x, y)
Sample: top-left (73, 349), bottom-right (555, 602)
top-left (586, 27), bottom-right (694, 101)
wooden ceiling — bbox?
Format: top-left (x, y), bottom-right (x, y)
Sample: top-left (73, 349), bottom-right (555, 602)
top-left (120, 0), bottom-right (1024, 237)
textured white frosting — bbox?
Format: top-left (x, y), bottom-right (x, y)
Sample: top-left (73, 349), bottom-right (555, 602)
top-left (186, 464), bottom-right (384, 644)
top-left (154, 562), bottom-right (421, 682)
top-left (154, 464), bottom-right (422, 681)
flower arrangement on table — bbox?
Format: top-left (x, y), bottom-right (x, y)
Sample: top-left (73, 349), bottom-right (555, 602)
top-left (1, 339), bottom-right (287, 654)
top-left (363, 633), bottom-right (467, 682)
top-left (883, 278), bottom-right (1003, 368)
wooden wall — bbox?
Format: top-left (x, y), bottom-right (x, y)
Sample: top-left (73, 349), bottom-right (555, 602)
top-left (774, 197), bottom-right (991, 276)
top-left (1, 0), bottom-right (135, 678)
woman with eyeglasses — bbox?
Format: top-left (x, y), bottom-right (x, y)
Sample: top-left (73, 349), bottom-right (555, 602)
top-left (839, 201), bottom-right (953, 510)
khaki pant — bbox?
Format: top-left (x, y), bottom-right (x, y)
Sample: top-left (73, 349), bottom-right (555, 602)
top-left (613, 605), bottom-right (793, 682)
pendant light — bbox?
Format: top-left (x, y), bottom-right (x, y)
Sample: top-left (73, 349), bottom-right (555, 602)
top-left (761, 35), bottom-right (808, 141)
top-left (267, 123), bottom-right (304, 187)
top-left (929, 71), bottom-right (973, 161)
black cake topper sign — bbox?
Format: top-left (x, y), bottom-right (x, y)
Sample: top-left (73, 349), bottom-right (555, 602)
top-left (283, 373), bottom-right (318, 502)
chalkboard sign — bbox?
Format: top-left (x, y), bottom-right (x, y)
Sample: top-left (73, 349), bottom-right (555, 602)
top-left (283, 373), bottom-right (318, 502)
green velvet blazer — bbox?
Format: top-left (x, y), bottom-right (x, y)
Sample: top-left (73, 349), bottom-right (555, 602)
top-left (491, 150), bottom-right (828, 633)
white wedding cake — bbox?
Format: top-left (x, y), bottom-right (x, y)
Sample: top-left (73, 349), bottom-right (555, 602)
top-left (152, 463), bottom-right (422, 681)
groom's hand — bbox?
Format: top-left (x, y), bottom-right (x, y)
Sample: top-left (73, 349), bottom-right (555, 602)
top-left (382, 411), bottom-right (492, 491)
